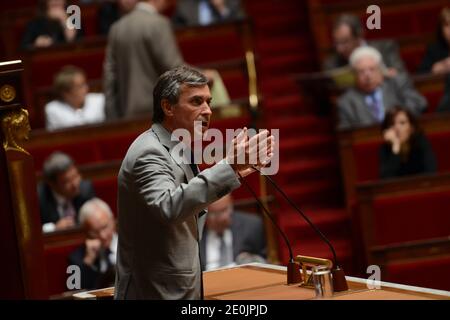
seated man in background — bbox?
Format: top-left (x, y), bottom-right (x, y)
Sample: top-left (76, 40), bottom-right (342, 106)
top-left (380, 107), bottom-right (437, 179)
top-left (418, 7), bottom-right (450, 112)
top-left (200, 194), bottom-right (266, 271)
top-left (323, 14), bottom-right (405, 78)
top-left (39, 152), bottom-right (95, 233)
top-left (172, 0), bottom-right (244, 27)
top-left (69, 198), bottom-right (117, 290)
top-left (337, 46), bottom-right (427, 130)
top-left (21, 0), bottom-right (83, 50)
top-left (45, 66), bottom-right (105, 130)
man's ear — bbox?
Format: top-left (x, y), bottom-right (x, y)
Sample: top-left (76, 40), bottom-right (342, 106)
top-left (161, 99), bottom-right (173, 117)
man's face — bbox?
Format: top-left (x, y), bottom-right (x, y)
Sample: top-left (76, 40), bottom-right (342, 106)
top-left (207, 198), bottom-right (233, 235)
top-left (62, 73), bottom-right (88, 109)
top-left (52, 165), bottom-right (81, 200)
top-left (86, 210), bottom-right (115, 249)
top-left (354, 56), bottom-right (384, 93)
top-left (333, 24), bottom-right (361, 60)
top-left (170, 84), bottom-right (212, 141)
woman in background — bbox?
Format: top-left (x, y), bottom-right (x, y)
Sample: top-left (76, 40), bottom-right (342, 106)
top-left (380, 107), bottom-right (437, 179)
top-left (21, 0), bottom-right (83, 50)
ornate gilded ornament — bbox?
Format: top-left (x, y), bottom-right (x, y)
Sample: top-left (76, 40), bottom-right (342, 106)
top-left (0, 84), bottom-right (16, 103)
top-left (1, 108), bottom-right (31, 155)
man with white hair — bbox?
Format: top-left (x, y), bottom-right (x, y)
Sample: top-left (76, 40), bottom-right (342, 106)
top-left (337, 46), bottom-right (427, 130)
top-left (68, 198), bottom-right (117, 290)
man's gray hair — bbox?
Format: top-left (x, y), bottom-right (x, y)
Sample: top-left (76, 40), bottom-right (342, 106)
top-left (79, 197), bottom-right (113, 226)
top-left (152, 66), bottom-right (208, 123)
top-left (349, 46), bottom-right (385, 70)
top-left (43, 151), bottom-right (74, 182)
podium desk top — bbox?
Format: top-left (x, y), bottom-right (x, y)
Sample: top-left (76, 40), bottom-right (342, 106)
top-left (72, 263), bottom-right (450, 300)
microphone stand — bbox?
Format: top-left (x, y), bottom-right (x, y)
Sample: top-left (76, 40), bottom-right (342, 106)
top-left (237, 171), bottom-right (302, 285)
top-left (250, 167), bottom-right (348, 292)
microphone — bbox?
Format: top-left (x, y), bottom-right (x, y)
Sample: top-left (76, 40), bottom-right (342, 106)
top-left (237, 171), bottom-right (302, 285)
top-left (250, 166), bottom-right (349, 292)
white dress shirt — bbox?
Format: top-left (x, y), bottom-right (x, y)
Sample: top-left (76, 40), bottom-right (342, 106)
top-left (205, 228), bottom-right (235, 271)
top-left (45, 93), bottom-right (105, 130)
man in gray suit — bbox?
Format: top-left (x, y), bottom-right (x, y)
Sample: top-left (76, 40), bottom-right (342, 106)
top-left (103, 0), bottom-right (183, 119)
top-left (114, 66), bottom-right (274, 299)
top-left (337, 46), bottom-right (427, 130)
top-left (200, 194), bottom-right (266, 271)
top-left (323, 14), bottom-right (406, 77)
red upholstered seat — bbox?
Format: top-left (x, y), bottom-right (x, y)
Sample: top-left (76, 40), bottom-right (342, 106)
top-left (353, 141), bottom-right (380, 182)
top-left (386, 255), bottom-right (450, 291)
top-left (92, 177), bottom-right (118, 216)
top-left (372, 190), bottom-right (450, 246)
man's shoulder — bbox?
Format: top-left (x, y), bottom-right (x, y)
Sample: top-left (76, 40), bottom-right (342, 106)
top-left (338, 88), bottom-right (360, 106)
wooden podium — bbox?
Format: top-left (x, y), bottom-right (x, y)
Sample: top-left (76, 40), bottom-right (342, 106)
top-left (0, 60), bottom-right (48, 299)
top-left (73, 263), bottom-right (450, 300)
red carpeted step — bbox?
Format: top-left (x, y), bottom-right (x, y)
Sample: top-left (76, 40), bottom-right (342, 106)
top-left (245, 0), bottom-right (305, 16)
top-left (268, 115), bottom-right (333, 135)
top-left (260, 78), bottom-right (300, 97)
top-left (253, 13), bottom-right (307, 36)
top-left (274, 180), bottom-right (342, 208)
top-left (278, 135), bottom-right (337, 160)
top-left (260, 53), bottom-right (316, 76)
top-left (256, 35), bottom-right (309, 57)
top-left (276, 157), bottom-right (339, 183)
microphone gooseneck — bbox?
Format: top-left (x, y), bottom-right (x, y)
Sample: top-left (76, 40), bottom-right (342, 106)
top-left (237, 171), bottom-right (294, 263)
top-left (251, 166), bottom-right (340, 269)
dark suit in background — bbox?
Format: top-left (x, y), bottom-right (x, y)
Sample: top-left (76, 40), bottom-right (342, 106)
top-left (200, 211), bottom-right (266, 270)
top-left (323, 40), bottom-right (406, 73)
top-left (68, 243), bottom-right (116, 290)
top-left (38, 180), bottom-right (95, 225)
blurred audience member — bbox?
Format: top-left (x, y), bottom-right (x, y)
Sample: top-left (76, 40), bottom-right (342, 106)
top-left (39, 152), bottom-right (95, 233)
top-left (99, 0), bottom-right (138, 35)
top-left (380, 107), bottom-right (437, 179)
top-left (69, 198), bottom-right (117, 290)
top-left (418, 7), bottom-right (450, 113)
top-left (200, 194), bottom-right (266, 271)
top-left (45, 66), bottom-right (105, 130)
top-left (337, 47), bottom-right (427, 130)
top-left (418, 7), bottom-right (450, 75)
top-left (172, 0), bottom-right (244, 27)
top-left (104, 0), bottom-right (214, 119)
top-left (323, 14), bottom-right (405, 78)
top-left (21, 0), bottom-right (83, 50)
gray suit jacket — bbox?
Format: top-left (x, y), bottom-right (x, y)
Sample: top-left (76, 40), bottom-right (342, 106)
top-left (323, 39), bottom-right (406, 72)
top-left (114, 123), bottom-right (241, 299)
top-left (104, 3), bottom-right (184, 119)
top-left (337, 74), bottom-right (427, 130)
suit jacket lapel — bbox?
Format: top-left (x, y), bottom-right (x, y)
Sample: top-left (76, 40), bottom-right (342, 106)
top-left (151, 123), bottom-right (194, 181)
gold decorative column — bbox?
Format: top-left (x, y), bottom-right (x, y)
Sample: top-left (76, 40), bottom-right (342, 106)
top-left (0, 60), bottom-right (48, 299)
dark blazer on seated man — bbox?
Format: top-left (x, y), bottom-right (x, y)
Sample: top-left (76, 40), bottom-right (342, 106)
top-left (200, 210), bottom-right (266, 271)
top-left (337, 73), bottom-right (427, 130)
top-left (68, 240), bottom-right (116, 290)
top-left (38, 180), bottom-right (95, 225)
